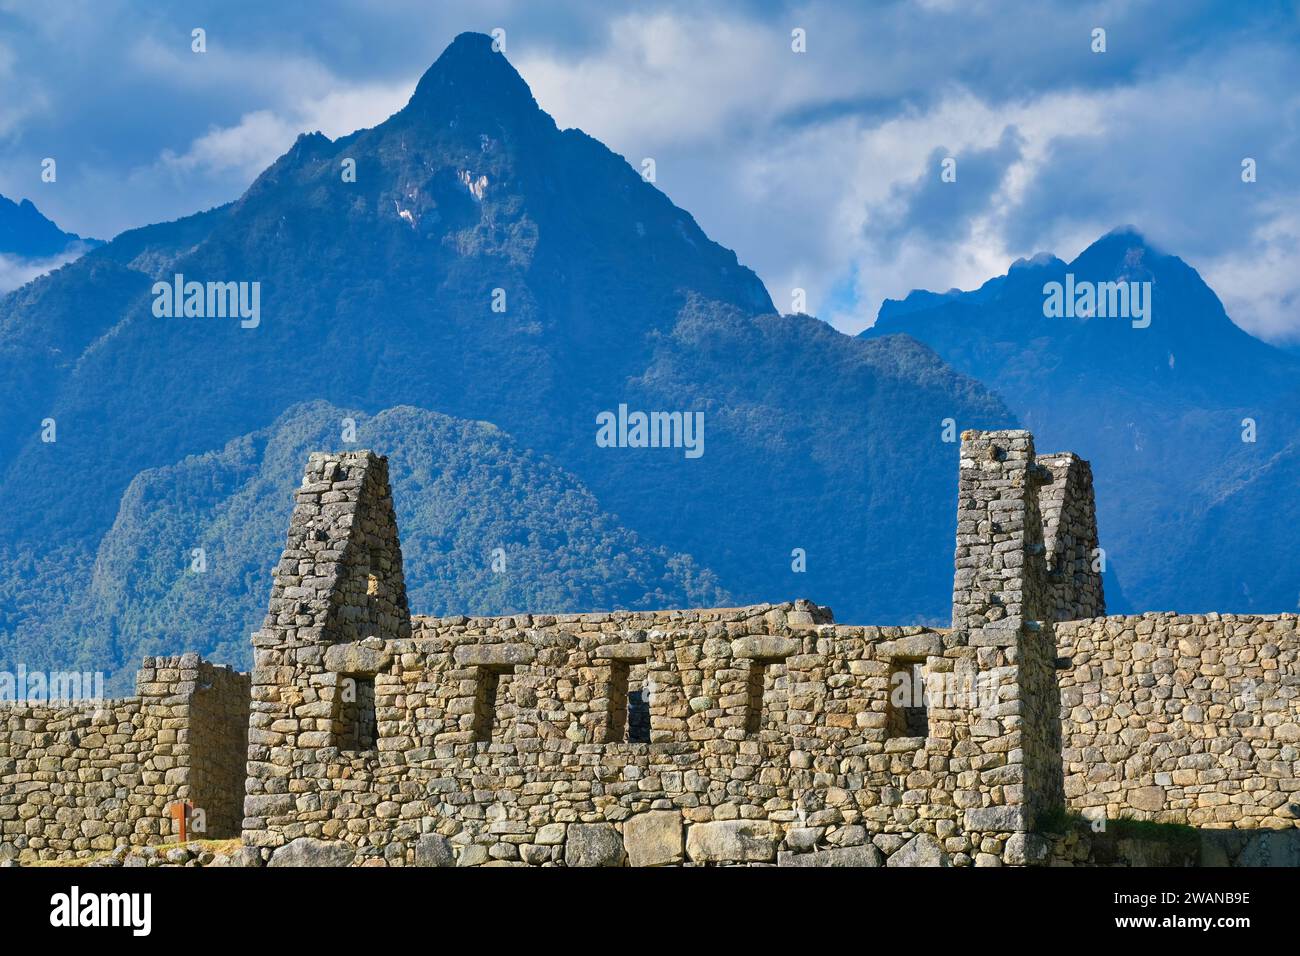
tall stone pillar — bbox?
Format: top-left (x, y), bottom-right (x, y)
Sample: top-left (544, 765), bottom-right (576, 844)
top-left (950, 430), bottom-right (1064, 861)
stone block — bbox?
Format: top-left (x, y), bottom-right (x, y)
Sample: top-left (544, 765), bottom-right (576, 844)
top-left (413, 833), bottom-right (454, 867)
top-left (624, 811), bottom-right (683, 867)
top-left (453, 644), bottom-right (535, 667)
top-left (778, 844), bottom-right (882, 867)
top-left (886, 833), bottom-right (950, 867)
top-left (730, 636), bottom-right (800, 660)
top-left (1128, 786), bottom-right (1166, 813)
top-left (964, 806), bottom-right (1026, 832)
top-left (1003, 832), bottom-right (1049, 866)
top-left (685, 820), bottom-right (779, 863)
top-left (593, 643), bottom-right (654, 661)
top-left (268, 837), bottom-right (356, 868)
top-left (564, 823), bottom-right (625, 867)
top-left (878, 633), bottom-right (944, 659)
top-left (323, 641), bottom-right (393, 675)
top-left (535, 823), bottom-right (566, 846)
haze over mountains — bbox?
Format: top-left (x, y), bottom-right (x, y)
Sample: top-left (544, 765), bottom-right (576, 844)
top-left (0, 33), bottom-right (1014, 688)
top-left (0, 194), bottom-right (100, 293)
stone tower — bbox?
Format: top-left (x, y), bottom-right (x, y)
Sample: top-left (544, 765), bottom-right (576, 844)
top-left (242, 452), bottom-right (409, 849)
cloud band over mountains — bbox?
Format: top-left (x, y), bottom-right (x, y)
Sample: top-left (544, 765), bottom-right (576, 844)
top-left (1, 1), bottom-right (1296, 342)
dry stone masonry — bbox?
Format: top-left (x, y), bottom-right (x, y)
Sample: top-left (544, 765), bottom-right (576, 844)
top-left (0, 657), bottom-right (248, 862)
top-left (1058, 612), bottom-right (1299, 828)
top-left (2, 429), bottom-right (1296, 866)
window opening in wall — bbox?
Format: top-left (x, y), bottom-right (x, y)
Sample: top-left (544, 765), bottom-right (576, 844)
top-left (472, 666), bottom-right (511, 743)
top-left (627, 682), bottom-right (650, 743)
top-left (336, 674), bottom-right (378, 751)
top-left (887, 659), bottom-right (928, 738)
top-left (606, 660), bottom-right (651, 743)
top-left (745, 660), bottom-right (769, 735)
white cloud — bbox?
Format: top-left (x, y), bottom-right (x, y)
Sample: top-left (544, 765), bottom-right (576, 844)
top-left (519, 10), bottom-right (1117, 332)
top-left (153, 80), bottom-right (414, 181)
top-left (831, 90), bottom-right (1114, 331)
top-left (516, 9), bottom-right (1300, 341)
top-left (517, 13), bottom-right (826, 147)
top-left (126, 34), bottom-right (340, 102)
top-left (0, 38), bottom-right (47, 139)
top-left (0, 245), bottom-right (90, 294)
top-left (1201, 209), bottom-right (1300, 344)
top-left (123, 30), bottom-right (415, 182)
top-left (158, 110), bottom-right (301, 180)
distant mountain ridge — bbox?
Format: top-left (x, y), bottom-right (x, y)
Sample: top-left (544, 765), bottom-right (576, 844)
top-left (0, 32), bottom-right (1015, 683)
top-left (46, 401), bottom-right (730, 691)
top-left (0, 194), bottom-right (102, 293)
top-left (0, 194), bottom-right (99, 259)
top-left (864, 227), bottom-right (1300, 614)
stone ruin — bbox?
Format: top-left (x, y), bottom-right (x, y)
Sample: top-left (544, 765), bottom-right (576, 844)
top-left (3, 430), bottom-right (1298, 866)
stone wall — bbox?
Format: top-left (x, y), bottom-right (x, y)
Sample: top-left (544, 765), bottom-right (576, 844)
top-left (0, 655), bottom-right (250, 862)
top-left (12, 429), bottom-right (1298, 868)
top-left (244, 603), bottom-right (1056, 866)
top-left (241, 446), bottom-right (1071, 866)
top-left (1057, 612), bottom-right (1300, 829)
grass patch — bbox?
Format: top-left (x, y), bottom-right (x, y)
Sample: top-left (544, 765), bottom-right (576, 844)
top-left (1034, 807), bottom-right (1200, 850)
top-left (1035, 807), bottom-right (1086, 834)
top-left (1109, 818), bottom-right (1200, 848)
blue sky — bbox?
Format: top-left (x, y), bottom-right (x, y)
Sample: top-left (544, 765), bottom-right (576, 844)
top-left (1, 0), bottom-right (1297, 340)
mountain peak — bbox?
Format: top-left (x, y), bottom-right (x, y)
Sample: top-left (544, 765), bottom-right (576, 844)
top-left (1068, 225), bottom-right (1172, 281)
top-left (405, 32), bottom-right (542, 121)
top-left (1008, 250), bottom-right (1062, 271)
top-left (0, 192), bottom-right (97, 258)
top-left (1102, 223), bottom-right (1146, 241)
top-left (1076, 224), bottom-right (1162, 258)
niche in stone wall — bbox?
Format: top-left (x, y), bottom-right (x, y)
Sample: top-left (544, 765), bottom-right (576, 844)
top-left (886, 658), bottom-right (928, 739)
top-left (605, 660), bottom-right (651, 743)
top-left (472, 665), bottom-right (514, 743)
top-left (335, 674), bottom-right (378, 751)
top-left (745, 660), bottom-right (773, 735)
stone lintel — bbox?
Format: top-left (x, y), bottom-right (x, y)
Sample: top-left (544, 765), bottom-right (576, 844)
top-left (593, 642), bottom-right (654, 661)
top-left (877, 633), bottom-right (944, 659)
top-left (453, 643), bottom-right (535, 668)
top-left (322, 641), bottom-right (393, 676)
top-left (731, 636), bottom-right (800, 660)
